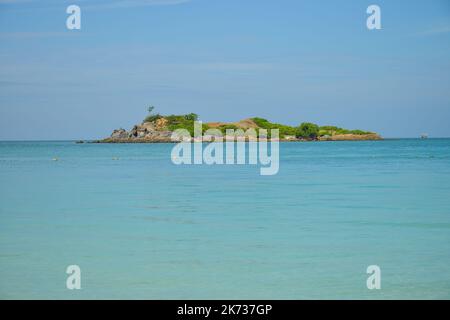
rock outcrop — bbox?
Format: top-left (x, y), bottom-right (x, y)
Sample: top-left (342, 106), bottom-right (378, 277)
top-left (98, 123), bottom-right (173, 143)
top-left (110, 128), bottom-right (128, 139)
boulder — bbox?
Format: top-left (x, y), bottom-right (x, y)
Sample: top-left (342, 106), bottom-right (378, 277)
top-left (111, 128), bottom-right (129, 139)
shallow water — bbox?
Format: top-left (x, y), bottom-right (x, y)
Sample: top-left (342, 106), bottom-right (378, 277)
top-left (0, 139), bottom-right (449, 299)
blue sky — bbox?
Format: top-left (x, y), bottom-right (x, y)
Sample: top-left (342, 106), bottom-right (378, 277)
top-left (0, 0), bottom-right (449, 139)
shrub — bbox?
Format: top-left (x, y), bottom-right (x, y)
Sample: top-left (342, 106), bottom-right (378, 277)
top-left (251, 117), bottom-right (272, 129)
top-left (163, 114), bottom-right (208, 136)
top-left (251, 117), bottom-right (297, 138)
top-left (216, 124), bottom-right (239, 135)
top-left (318, 126), bottom-right (372, 136)
top-left (144, 114), bottom-right (162, 123)
top-left (184, 113), bottom-right (199, 121)
top-left (296, 122), bottom-right (319, 139)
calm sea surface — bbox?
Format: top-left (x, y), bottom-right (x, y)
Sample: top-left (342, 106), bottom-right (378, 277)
top-left (0, 139), bottom-right (449, 299)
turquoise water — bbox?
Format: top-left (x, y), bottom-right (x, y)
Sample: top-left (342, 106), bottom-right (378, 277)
top-left (0, 139), bottom-right (450, 299)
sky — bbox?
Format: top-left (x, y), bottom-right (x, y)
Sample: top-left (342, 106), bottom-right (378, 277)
top-left (0, 0), bottom-right (449, 140)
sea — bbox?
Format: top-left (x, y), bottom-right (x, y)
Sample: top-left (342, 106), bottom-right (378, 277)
top-left (0, 139), bottom-right (449, 299)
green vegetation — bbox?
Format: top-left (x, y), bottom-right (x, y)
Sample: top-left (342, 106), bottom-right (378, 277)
top-left (296, 122), bottom-right (319, 139)
top-left (250, 119), bottom-right (372, 139)
top-left (144, 114), bottom-right (163, 123)
top-left (318, 126), bottom-right (373, 136)
top-left (164, 114), bottom-right (208, 136)
top-left (251, 117), bottom-right (297, 138)
top-left (144, 105), bottom-right (162, 123)
top-left (141, 108), bottom-right (374, 139)
top-left (214, 124), bottom-right (239, 134)
top-left (184, 113), bottom-right (199, 121)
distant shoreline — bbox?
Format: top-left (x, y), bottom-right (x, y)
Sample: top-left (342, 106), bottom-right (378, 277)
top-left (3, 138), bottom-right (450, 143)
top-left (95, 113), bottom-right (382, 143)
top-left (93, 134), bottom-right (382, 144)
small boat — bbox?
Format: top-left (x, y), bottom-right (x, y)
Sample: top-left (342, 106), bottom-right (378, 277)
top-left (420, 134), bottom-right (428, 139)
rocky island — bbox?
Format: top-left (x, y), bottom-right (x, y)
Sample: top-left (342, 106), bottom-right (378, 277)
top-left (96, 110), bottom-right (381, 143)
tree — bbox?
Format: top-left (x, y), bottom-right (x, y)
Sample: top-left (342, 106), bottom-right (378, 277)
top-left (144, 106), bottom-right (162, 123)
top-left (184, 113), bottom-right (198, 121)
top-left (296, 122), bottom-right (319, 139)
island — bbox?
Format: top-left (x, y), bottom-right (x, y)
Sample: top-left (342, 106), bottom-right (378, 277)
top-left (96, 109), bottom-right (381, 143)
